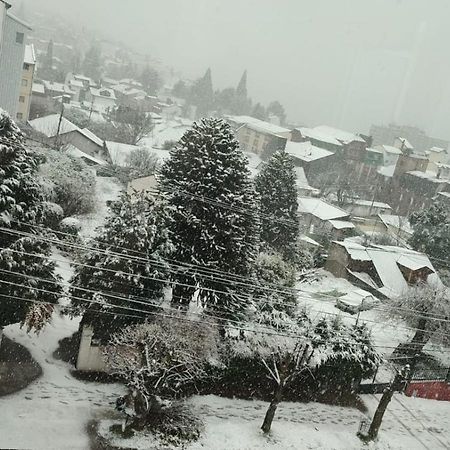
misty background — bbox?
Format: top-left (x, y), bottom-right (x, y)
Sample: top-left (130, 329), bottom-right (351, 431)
top-left (14, 0), bottom-right (450, 138)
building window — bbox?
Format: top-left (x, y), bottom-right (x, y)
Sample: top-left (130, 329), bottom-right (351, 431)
top-left (16, 32), bottom-right (24, 44)
top-left (16, 112), bottom-right (23, 120)
top-left (21, 79), bottom-right (28, 87)
top-left (19, 95), bottom-right (25, 103)
top-left (23, 63), bottom-right (30, 70)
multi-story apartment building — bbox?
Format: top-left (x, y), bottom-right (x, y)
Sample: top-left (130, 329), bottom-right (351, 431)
top-left (16, 43), bottom-right (35, 121)
top-left (0, 3), bottom-right (32, 118)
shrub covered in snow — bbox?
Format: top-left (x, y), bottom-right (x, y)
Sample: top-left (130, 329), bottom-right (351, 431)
top-left (103, 315), bottom-right (220, 434)
top-left (41, 201), bottom-right (64, 229)
top-left (37, 148), bottom-right (96, 216)
top-left (59, 217), bottom-right (81, 236)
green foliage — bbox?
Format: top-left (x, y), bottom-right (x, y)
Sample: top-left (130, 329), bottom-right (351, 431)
top-left (0, 110), bottom-right (62, 328)
top-left (159, 118), bottom-right (259, 317)
top-left (409, 202), bottom-right (450, 266)
top-left (70, 192), bottom-right (173, 333)
top-left (254, 251), bottom-right (297, 318)
top-left (255, 151), bottom-right (299, 261)
top-left (189, 68), bottom-right (214, 117)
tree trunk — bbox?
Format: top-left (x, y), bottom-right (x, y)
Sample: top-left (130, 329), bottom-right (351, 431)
top-left (261, 382), bottom-right (284, 434)
top-left (394, 318), bottom-right (430, 356)
top-left (366, 389), bottom-right (394, 440)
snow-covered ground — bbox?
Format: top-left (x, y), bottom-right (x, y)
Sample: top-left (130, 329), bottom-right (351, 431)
top-left (0, 310), bottom-right (124, 449)
top-left (0, 174), bottom-right (125, 449)
top-left (76, 176), bottom-right (122, 238)
top-left (98, 394), bottom-right (450, 449)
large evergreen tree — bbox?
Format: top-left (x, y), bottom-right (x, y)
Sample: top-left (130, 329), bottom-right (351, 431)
top-left (159, 118), bottom-right (259, 318)
top-left (82, 44), bottom-right (102, 80)
top-left (255, 151), bottom-right (299, 260)
top-left (0, 110), bottom-right (62, 331)
top-left (409, 202), bottom-right (450, 266)
top-left (70, 192), bottom-right (173, 335)
top-left (190, 68), bottom-right (214, 117)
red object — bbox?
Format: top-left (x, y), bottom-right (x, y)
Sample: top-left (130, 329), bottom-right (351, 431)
top-left (405, 381), bottom-right (450, 401)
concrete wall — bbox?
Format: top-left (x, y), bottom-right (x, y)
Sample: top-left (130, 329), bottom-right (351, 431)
top-left (0, 14), bottom-right (29, 117)
top-left (76, 325), bottom-right (107, 372)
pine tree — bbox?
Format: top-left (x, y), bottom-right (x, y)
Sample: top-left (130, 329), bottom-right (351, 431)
top-left (159, 118), bottom-right (259, 318)
top-left (0, 110), bottom-right (62, 330)
top-left (190, 68), bottom-right (214, 117)
top-left (232, 70), bottom-right (251, 115)
top-left (252, 102), bottom-right (267, 121)
top-left (409, 202), bottom-right (450, 266)
top-left (70, 192), bottom-right (173, 335)
top-left (82, 44), bottom-right (102, 80)
top-left (255, 151), bottom-right (299, 260)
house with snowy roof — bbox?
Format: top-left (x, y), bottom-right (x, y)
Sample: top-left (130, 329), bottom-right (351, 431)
top-left (325, 241), bottom-right (441, 299)
top-left (29, 114), bottom-right (108, 162)
top-left (291, 125), bottom-right (367, 161)
top-left (298, 197), bottom-right (355, 240)
top-left (284, 140), bottom-right (335, 184)
top-left (225, 115), bottom-right (291, 156)
top-left (340, 199), bottom-right (392, 218)
top-left (85, 87), bottom-right (117, 112)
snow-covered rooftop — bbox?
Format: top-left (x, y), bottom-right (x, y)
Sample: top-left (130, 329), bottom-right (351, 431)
top-left (285, 140), bottom-right (333, 162)
top-left (226, 115), bottom-right (291, 136)
top-left (378, 214), bottom-right (413, 235)
top-left (79, 128), bottom-right (104, 147)
top-left (329, 219), bottom-right (355, 230)
top-left (429, 146), bottom-right (446, 153)
top-left (29, 114), bottom-right (79, 138)
top-left (350, 199), bottom-right (392, 209)
top-left (377, 164), bottom-right (396, 178)
top-left (24, 44), bottom-right (36, 65)
top-left (89, 87), bottom-right (117, 100)
top-left (312, 125), bottom-right (366, 144)
top-left (295, 127), bottom-right (342, 147)
top-left (336, 241), bottom-right (439, 298)
top-left (42, 80), bottom-right (75, 96)
top-left (105, 141), bottom-right (139, 166)
top-left (396, 137), bottom-right (413, 150)
top-left (298, 197), bottom-right (349, 221)
top-left (32, 82), bottom-right (45, 95)
top-left (379, 144), bottom-right (402, 155)
top-left (65, 145), bottom-right (106, 166)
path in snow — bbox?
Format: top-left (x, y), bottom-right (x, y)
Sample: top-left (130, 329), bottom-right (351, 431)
top-left (0, 176), bottom-right (124, 449)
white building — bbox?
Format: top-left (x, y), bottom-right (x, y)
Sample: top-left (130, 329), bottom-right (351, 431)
top-left (0, 3), bottom-right (32, 118)
top-left (85, 87), bottom-right (117, 113)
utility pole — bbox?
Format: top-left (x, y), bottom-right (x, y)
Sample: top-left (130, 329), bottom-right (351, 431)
top-left (55, 101), bottom-right (65, 150)
top-left (358, 365), bottom-right (410, 442)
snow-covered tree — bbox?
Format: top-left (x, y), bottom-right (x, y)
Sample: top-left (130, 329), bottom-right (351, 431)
top-left (389, 283), bottom-right (450, 355)
top-left (253, 251), bottom-right (297, 320)
top-left (37, 147), bottom-right (96, 216)
top-left (255, 151), bottom-right (299, 262)
top-left (409, 202), bottom-right (450, 267)
top-left (70, 192), bottom-right (173, 334)
top-left (103, 315), bottom-right (220, 426)
top-left (224, 313), bottom-right (380, 433)
top-left (124, 147), bottom-right (159, 179)
top-left (0, 109), bottom-right (62, 330)
top-left (159, 118), bottom-right (259, 317)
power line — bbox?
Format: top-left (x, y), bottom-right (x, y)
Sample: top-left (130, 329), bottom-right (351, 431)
top-left (2, 225), bottom-right (449, 325)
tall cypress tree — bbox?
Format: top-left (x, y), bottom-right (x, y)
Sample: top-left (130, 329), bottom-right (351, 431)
top-left (159, 118), bottom-right (259, 318)
top-left (190, 68), bottom-right (214, 117)
top-left (255, 151), bottom-right (299, 260)
top-left (0, 110), bottom-right (62, 331)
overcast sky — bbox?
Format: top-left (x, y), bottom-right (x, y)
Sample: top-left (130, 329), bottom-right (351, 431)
top-left (19, 0), bottom-right (450, 138)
